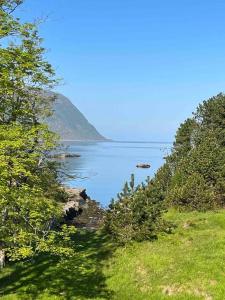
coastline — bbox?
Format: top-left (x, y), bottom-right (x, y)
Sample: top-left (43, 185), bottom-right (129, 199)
top-left (60, 139), bottom-right (113, 142)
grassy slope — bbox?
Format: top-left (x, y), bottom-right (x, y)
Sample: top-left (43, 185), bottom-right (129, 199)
top-left (1, 210), bottom-right (225, 300)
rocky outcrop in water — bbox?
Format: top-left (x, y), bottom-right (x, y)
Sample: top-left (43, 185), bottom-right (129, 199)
top-left (136, 163), bottom-right (151, 168)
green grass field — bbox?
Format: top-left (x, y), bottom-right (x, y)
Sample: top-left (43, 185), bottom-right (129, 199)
top-left (1, 210), bottom-right (225, 299)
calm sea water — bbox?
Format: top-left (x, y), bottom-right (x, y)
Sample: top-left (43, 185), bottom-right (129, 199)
top-left (62, 141), bottom-right (171, 207)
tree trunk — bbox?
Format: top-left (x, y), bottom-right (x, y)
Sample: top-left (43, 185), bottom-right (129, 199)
top-left (0, 250), bottom-right (5, 269)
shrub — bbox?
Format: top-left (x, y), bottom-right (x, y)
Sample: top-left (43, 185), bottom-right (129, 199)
top-left (104, 175), bottom-right (170, 244)
top-left (166, 173), bottom-right (218, 211)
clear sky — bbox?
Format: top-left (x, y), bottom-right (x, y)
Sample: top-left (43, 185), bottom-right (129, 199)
top-left (17, 0), bottom-right (225, 141)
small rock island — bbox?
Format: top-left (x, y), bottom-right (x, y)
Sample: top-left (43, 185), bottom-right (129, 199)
top-left (136, 163), bottom-right (151, 168)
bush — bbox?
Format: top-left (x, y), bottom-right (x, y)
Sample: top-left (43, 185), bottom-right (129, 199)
top-left (104, 175), bottom-right (171, 244)
top-left (166, 173), bottom-right (218, 211)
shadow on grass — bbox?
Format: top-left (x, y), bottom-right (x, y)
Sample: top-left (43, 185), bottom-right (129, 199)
top-left (0, 231), bottom-right (114, 299)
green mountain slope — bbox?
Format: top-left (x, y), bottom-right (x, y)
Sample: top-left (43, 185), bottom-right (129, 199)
top-left (47, 93), bottom-right (106, 141)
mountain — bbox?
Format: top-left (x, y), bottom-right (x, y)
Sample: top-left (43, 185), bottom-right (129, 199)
top-left (46, 93), bottom-right (106, 141)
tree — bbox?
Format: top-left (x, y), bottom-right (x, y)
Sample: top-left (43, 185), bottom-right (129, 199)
top-left (165, 94), bottom-right (225, 211)
top-left (0, 1), bottom-right (75, 265)
top-left (195, 93), bottom-right (225, 146)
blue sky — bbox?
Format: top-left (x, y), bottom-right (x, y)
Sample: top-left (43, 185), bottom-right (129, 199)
top-left (17, 0), bottom-right (225, 141)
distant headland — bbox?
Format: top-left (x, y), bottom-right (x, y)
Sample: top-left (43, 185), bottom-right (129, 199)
top-left (46, 92), bottom-right (107, 141)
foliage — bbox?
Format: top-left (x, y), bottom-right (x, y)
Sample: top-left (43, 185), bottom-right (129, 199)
top-left (104, 175), bottom-right (170, 244)
top-left (173, 117), bottom-right (198, 158)
top-left (166, 172), bottom-right (217, 211)
top-left (161, 93), bottom-right (225, 211)
top-left (0, 1), bottom-right (74, 262)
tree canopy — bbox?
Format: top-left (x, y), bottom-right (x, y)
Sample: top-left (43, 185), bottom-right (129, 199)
top-left (0, 0), bottom-right (74, 263)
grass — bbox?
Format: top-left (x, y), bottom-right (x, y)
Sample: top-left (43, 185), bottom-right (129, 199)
top-left (1, 210), bottom-right (225, 299)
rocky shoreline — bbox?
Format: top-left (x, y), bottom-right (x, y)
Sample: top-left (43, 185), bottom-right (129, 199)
top-left (63, 188), bottom-right (104, 230)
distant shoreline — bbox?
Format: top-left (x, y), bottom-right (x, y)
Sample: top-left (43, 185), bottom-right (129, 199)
top-left (60, 139), bottom-right (172, 144)
top-left (60, 139), bottom-right (112, 142)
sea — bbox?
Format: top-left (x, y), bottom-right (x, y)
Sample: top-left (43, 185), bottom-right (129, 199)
top-left (61, 141), bottom-right (172, 207)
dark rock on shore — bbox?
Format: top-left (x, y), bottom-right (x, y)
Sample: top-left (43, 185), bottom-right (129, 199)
top-left (63, 188), bottom-right (104, 230)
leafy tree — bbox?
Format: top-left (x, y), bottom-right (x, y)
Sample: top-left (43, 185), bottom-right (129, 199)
top-left (0, 1), bottom-right (75, 264)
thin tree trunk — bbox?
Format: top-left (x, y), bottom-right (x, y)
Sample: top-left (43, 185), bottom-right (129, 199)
top-left (0, 250), bottom-right (5, 269)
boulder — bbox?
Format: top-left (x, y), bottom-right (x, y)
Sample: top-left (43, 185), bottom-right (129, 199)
top-left (63, 188), bottom-right (88, 221)
top-left (63, 188), bottom-right (104, 229)
top-left (136, 163), bottom-right (151, 168)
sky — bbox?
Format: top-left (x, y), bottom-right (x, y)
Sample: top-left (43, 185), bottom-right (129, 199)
top-left (17, 0), bottom-right (225, 141)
